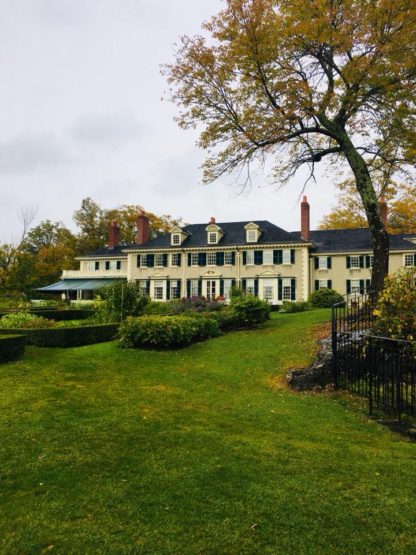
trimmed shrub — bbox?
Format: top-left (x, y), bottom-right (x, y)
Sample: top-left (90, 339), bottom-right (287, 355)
top-left (119, 315), bottom-right (220, 349)
top-left (229, 295), bottom-right (270, 327)
top-left (280, 301), bottom-right (310, 313)
top-left (309, 288), bottom-right (344, 308)
top-left (0, 312), bottom-right (55, 329)
top-left (0, 324), bottom-right (118, 347)
top-left (0, 335), bottom-right (26, 363)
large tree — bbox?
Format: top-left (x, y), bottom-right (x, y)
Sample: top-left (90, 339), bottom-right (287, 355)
top-left (164, 0), bottom-right (416, 291)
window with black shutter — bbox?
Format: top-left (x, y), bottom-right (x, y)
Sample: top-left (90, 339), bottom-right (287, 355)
top-left (254, 251), bottom-right (263, 265)
top-left (199, 253), bottom-right (206, 266)
top-left (136, 255), bottom-right (141, 268)
top-left (95, 261), bottom-right (100, 270)
top-left (290, 250), bottom-right (295, 264)
top-left (116, 260), bottom-right (121, 270)
top-left (147, 254), bottom-right (154, 267)
top-left (105, 261), bottom-right (110, 270)
top-left (274, 250), bottom-right (283, 264)
top-left (290, 279), bottom-right (296, 300)
top-left (216, 252), bottom-right (224, 266)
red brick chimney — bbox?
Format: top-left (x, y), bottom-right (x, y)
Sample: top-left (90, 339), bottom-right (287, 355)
top-left (210, 216), bottom-right (216, 224)
top-left (300, 195), bottom-right (310, 241)
top-left (108, 220), bottom-right (120, 249)
top-left (379, 195), bottom-right (388, 227)
top-left (136, 210), bottom-right (149, 245)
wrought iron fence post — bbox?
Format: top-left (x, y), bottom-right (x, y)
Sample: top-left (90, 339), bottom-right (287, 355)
top-left (368, 336), bottom-right (373, 415)
top-left (396, 352), bottom-right (402, 420)
top-left (331, 303), bottom-right (338, 387)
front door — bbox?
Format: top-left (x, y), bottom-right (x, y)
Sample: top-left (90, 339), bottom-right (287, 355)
top-left (205, 280), bottom-right (218, 301)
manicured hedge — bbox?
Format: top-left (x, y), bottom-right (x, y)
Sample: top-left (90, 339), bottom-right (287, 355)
top-left (119, 315), bottom-right (220, 349)
top-left (0, 309), bottom-right (94, 321)
top-left (0, 334), bottom-right (26, 363)
top-left (0, 324), bottom-right (118, 347)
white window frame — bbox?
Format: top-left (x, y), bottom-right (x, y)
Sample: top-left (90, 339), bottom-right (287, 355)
top-left (282, 277), bottom-right (292, 301)
top-left (282, 249), bottom-right (291, 265)
top-left (263, 250), bottom-right (273, 265)
top-left (171, 253), bottom-right (180, 267)
top-left (155, 254), bottom-right (164, 268)
top-left (246, 279), bottom-right (255, 296)
top-left (263, 279), bottom-right (274, 302)
top-left (208, 232), bottom-right (218, 244)
top-left (367, 255), bottom-right (374, 268)
top-left (350, 279), bottom-right (360, 293)
top-left (246, 229), bottom-right (257, 243)
top-left (223, 279), bottom-right (233, 300)
top-left (87, 261), bottom-right (96, 272)
top-left (318, 257), bottom-right (328, 270)
top-left (138, 280), bottom-right (148, 296)
top-left (404, 254), bottom-right (415, 267)
top-left (153, 280), bottom-right (164, 300)
top-left (350, 256), bottom-right (360, 268)
top-left (171, 233), bottom-right (181, 246)
top-left (191, 253), bottom-right (199, 266)
top-left (224, 252), bottom-right (233, 265)
top-left (207, 252), bottom-right (217, 266)
top-left (319, 280), bottom-right (329, 290)
top-left (170, 280), bottom-right (180, 299)
top-left (190, 279), bottom-right (199, 297)
top-left (246, 250), bottom-right (254, 265)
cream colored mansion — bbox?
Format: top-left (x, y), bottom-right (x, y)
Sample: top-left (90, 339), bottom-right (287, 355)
top-left (40, 197), bottom-right (416, 304)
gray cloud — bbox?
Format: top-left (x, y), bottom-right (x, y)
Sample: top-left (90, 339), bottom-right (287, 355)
top-left (68, 112), bottom-right (144, 150)
top-left (0, 132), bottom-right (71, 174)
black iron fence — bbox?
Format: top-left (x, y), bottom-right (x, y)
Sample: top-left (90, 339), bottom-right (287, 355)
top-left (332, 290), bottom-right (416, 418)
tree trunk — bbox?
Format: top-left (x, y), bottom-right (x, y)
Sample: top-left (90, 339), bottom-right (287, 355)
top-left (336, 132), bottom-right (389, 293)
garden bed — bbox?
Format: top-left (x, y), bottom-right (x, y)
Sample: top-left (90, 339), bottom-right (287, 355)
top-left (0, 324), bottom-right (118, 347)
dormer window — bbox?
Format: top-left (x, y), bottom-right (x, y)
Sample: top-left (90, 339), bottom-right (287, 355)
top-left (247, 230), bottom-right (257, 243)
top-left (171, 233), bottom-right (181, 246)
top-left (208, 232), bottom-right (218, 244)
top-left (244, 222), bottom-right (261, 243)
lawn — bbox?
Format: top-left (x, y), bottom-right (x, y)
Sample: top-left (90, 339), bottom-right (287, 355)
top-left (1, 310), bottom-right (415, 554)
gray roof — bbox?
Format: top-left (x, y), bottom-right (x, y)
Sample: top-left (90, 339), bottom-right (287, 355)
top-left (125, 220), bottom-right (307, 251)
top-left (290, 228), bottom-right (416, 253)
top-left (79, 222), bottom-right (416, 257)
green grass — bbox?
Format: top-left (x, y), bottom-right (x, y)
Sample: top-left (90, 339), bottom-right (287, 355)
top-left (1, 309), bottom-right (415, 554)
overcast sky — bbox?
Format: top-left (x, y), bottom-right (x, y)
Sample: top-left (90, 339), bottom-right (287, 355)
top-left (0, 0), bottom-right (338, 243)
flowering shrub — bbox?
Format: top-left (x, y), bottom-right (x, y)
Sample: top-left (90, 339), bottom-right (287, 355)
top-left (119, 314), bottom-right (220, 348)
top-left (0, 312), bottom-right (56, 329)
top-left (373, 270), bottom-right (416, 341)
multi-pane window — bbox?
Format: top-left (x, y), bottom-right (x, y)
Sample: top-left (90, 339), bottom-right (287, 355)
top-left (170, 280), bottom-right (180, 299)
top-left (246, 279), bottom-right (255, 296)
top-left (208, 232), bottom-right (217, 244)
top-left (247, 230), bottom-right (257, 242)
top-left (246, 250), bottom-right (254, 265)
top-left (190, 279), bottom-right (199, 296)
top-left (191, 253), bottom-right (199, 266)
top-left (319, 280), bottom-right (329, 289)
top-left (223, 279), bottom-right (233, 299)
top-left (367, 255), bottom-right (374, 267)
top-left (263, 250), bottom-right (273, 265)
top-left (171, 253), bottom-right (180, 266)
top-left (350, 256), bottom-right (360, 268)
top-left (282, 249), bottom-right (291, 264)
top-left (207, 252), bottom-right (217, 265)
top-left (350, 279), bottom-right (360, 293)
top-left (263, 279), bottom-right (274, 301)
top-left (140, 255), bottom-right (147, 267)
top-left (154, 280), bottom-right (164, 300)
top-left (172, 234), bottom-right (180, 245)
top-left (318, 257), bottom-right (328, 269)
top-left (155, 254), bottom-right (164, 267)
top-left (283, 284), bottom-right (292, 300)
top-left (224, 252), bottom-right (233, 265)
top-left (405, 254), bottom-right (415, 267)
top-left (138, 280), bottom-right (148, 296)
top-left (87, 261), bottom-right (98, 271)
